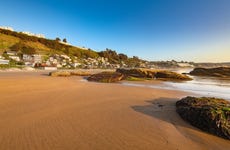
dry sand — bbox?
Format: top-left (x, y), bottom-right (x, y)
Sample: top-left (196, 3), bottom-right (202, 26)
top-left (0, 72), bottom-right (229, 150)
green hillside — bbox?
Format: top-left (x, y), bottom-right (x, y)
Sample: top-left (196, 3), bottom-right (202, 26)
top-left (0, 33), bottom-right (20, 51)
top-left (0, 28), bottom-right (143, 67)
top-left (0, 29), bottom-right (99, 58)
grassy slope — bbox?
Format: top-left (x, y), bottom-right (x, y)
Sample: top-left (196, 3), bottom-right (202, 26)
top-left (0, 32), bottom-right (99, 57)
top-left (0, 33), bottom-right (52, 54)
top-left (0, 33), bottom-right (20, 52)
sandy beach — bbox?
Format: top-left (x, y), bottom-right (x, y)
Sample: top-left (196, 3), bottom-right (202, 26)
top-left (0, 72), bottom-right (229, 150)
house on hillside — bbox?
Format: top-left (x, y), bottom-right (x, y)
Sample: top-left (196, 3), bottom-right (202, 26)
top-left (0, 59), bottom-right (9, 65)
top-left (32, 54), bottom-right (42, 63)
top-left (5, 51), bottom-right (20, 62)
top-left (0, 26), bottom-right (14, 31)
top-left (23, 54), bottom-right (33, 62)
top-left (23, 54), bottom-right (41, 62)
top-left (23, 54), bottom-right (42, 66)
top-left (9, 56), bottom-right (20, 61)
top-left (6, 51), bottom-right (17, 56)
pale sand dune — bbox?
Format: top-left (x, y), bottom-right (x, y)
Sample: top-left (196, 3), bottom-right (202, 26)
top-left (0, 72), bottom-right (229, 150)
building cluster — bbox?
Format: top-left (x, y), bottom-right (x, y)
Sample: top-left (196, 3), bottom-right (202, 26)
top-left (0, 26), bottom-right (14, 31)
top-left (0, 50), bottom-right (130, 70)
top-left (0, 50), bottom-right (195, 70)
top-left (21, 31), bottom-right (45, 38)
top-left (0, 49), bottom-right (194, 70)
top-left (0, 26), bottom-right (45, 38)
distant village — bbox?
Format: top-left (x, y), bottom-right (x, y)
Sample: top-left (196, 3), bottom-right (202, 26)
top-left (0, 50), bottom-right (118, 70)
top-left (0, 49), bottom-right (196, 70)
top-left (4, 26), bottom-right (227, 70)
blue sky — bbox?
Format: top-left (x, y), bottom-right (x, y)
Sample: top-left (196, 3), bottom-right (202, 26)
top-left (0, 0), bottom-right (230, 62)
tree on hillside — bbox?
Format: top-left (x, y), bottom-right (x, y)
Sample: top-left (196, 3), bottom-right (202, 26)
top-left (10, 42), bottom-right (24, 51)
top-left (118, 53), bottom-right (128, 61)
top-left (55, 37), bottom-right (61, 42)
top-left (63, 38), bottom-right (67, 43)
top-left (21, 47), bottom-right (36, 55)
top-left (98, 49), bottom-right (121, 63)
top-left (10, 42), bottom-right (36, 55)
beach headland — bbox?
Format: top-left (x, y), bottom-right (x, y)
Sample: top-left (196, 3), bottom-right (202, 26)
top-left (0, 71), bottom-right (229, 150)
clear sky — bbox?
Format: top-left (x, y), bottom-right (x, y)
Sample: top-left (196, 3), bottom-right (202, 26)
top-left (0, 0), bottom-right (230, 62)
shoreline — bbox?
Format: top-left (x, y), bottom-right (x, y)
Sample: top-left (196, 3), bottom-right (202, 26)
top-left (0, 72), bottom-right (229, 150)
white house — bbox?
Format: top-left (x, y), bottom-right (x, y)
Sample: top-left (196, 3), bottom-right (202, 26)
top-left (23, 54), bottom-right (42, 63)
top-left (32, 54), bottom-right (42, 63)
top-left (9, 56), bottom-right (20, 61)
top-left (60, 54), bottom-right (70, 60)
top-left (0, 59), bottom-right (9, 65)
top-left (21, 31), bottom-right (45, 38)
top-left (6, 51), bottom-right (17, 56)
top-left (0, 26), bottom-right (14, 31)
top-left (23, 54), bottom-right (33, 62)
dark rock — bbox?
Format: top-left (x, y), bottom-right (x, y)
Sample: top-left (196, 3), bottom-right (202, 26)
top-left (49, 70), bottom-right (93, 77)
top-left (116, 68), bottom-right (192, 81)
top-left (70, 71), bottom-right (93, 76)
top-left (49, 71), bottom-right (71, 77)
top-left (155, 71), bottom-right (192, 81)
top-left (116, 68), bottom-right (155, 78)
top-left (87, 72), bottom-right (124, 83)
top-left (176, 96), bottom-right (230, 140)
top-left (190, 67), bottom-right (230, 78)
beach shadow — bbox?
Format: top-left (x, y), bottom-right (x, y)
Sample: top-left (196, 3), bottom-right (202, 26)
top-left (131, 97), bottom-right (199, 130)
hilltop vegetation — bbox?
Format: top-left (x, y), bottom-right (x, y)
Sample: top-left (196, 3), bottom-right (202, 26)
top-left (0, 28), bottom-right (145, 67)
top-left (6, 28), bottom-right (227, 69)
top-left (0, 28), bottom-right (99, 58)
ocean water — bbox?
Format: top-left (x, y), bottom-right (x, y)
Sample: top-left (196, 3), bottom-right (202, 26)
top-left (164, 77), bottom-right (230, 100)
top-left (122, 68), bottom-right (230, 100)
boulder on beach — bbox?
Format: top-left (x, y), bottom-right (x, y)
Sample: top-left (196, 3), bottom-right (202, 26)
top-left (116, 68), bottom-right (155, 78)
top-left (154, 70), bottom-right (192, 81)
top-left (49, 70), bottom-right (93, 77)
top-left (50, 68), bottom-right (192, 81)
top-left (87, 72), bottom-right (124, 83)
top-left (49, 71), bottom-right (71, 77)
top-left (190, 67), bottom-right (230, 78)
top-left (70, 71), bottom-right (93, 76)
top-left (116, 68), bottom-right (192, 81)
top-left (176, 96), bottom-right (230, 140)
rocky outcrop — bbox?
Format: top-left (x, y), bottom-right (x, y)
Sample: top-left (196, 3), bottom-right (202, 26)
top-left (176, 96), bottom-right (230, 140)
top-left (190, 67), bottom-right (230, 78)
top-left (50, 68), bottom-right (192, 81)
top-left (154, 71), bottom-right (192, 81)
top-left (116, 68), bottom-right (155, 78)
top-left (87, 72), bottom-right (124, 83)
top-left (116, 68), bottom-right (192, 81)
top-left (49, 71), bottom-right (71, 77)
top-left (49, 70), bottom-right (93, 77)
top-left (70, 71), bottom-right (93, 76)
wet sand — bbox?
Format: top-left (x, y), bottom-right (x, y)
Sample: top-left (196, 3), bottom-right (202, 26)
top-left (0, 72), bottom-right (229, 150)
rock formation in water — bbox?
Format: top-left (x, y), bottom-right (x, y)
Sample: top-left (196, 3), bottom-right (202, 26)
top-left (190, 67), bottom-right (230, 78)
top-left (116, 68), bottom-right (192, 81)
